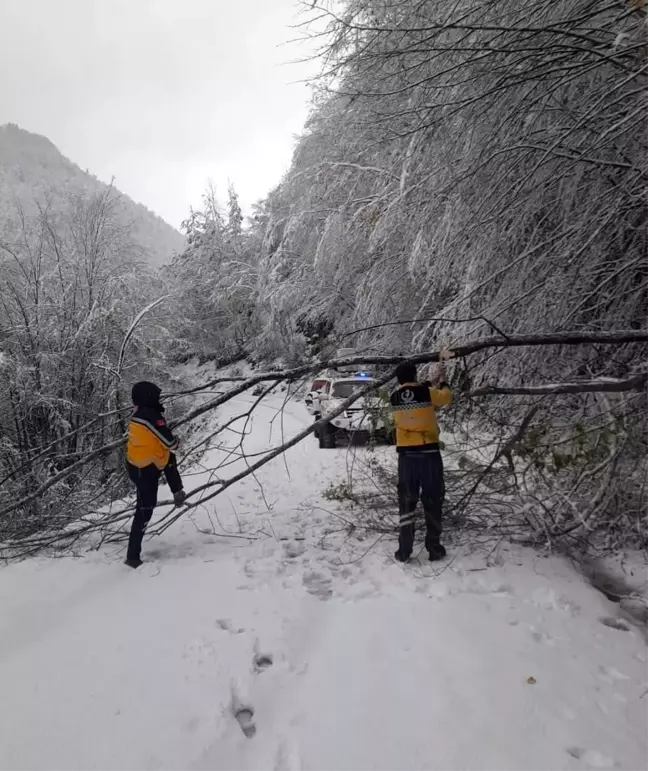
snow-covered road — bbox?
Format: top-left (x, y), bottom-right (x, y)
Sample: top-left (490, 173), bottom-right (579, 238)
top-left (1, 390), bottom-right (646, 771)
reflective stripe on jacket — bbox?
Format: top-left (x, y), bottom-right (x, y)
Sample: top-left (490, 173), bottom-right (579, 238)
top-left (126, 406), bottom-right (178, 470)
top-left (390, 381), bottom-right (452, 452)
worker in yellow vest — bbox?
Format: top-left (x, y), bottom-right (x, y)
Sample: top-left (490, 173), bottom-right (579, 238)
top-left (390, 361), bottom-right (452, 562)
top-left (125, 381), bottom-right (186, 568)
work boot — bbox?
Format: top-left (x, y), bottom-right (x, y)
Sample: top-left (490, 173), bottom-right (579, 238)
top-left (428, 543), bottom-right (447, 562)
top-left (124, 558), bottom-right (143, 569)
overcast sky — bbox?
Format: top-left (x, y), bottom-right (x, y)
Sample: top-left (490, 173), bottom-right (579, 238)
top-left (0, 0), bottom-right (320, 228)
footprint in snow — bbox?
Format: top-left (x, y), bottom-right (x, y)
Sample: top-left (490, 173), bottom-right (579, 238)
top-left (460, 578), bottom-right (513, 597)
top-left (598, 664), bottom-right (630, 683)
top-left (530, 587), bottom-right (580, 615)
top-left (566, 747), bottom-right (619, 769)
top-left (253, 652), bottom-right (273, 672)
top-left (231, 686), bottom-right (256, 738)
top-left (216, 619), bottom-right (244, 634)
top-left (303, 570), bottom-right (333, 600)
top-left (234, 706), bottom-right (256, 738)
top-left (530, 628), bottom-right (555, 646)
top-left (283, 541), bottom-right (306, 559)
top-left (599, 616), bottom-right (631, 632)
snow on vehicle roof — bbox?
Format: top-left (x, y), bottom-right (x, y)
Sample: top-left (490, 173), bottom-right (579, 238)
top-left (312, 373), bottom-right (375, 382)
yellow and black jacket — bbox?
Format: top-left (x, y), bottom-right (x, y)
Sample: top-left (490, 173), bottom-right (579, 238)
top-left (390, 381), bottom-right (452, 452)
top-left (127, 405), bottom-right (178, 470)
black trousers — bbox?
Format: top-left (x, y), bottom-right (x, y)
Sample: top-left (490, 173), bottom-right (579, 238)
top-left (127, 455), bottom-right (183, 561)
top-left (397, 451), bottom-right (445, 558)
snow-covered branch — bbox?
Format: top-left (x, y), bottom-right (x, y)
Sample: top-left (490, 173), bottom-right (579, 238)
top-left (470, 374), bottom-right (647, 397)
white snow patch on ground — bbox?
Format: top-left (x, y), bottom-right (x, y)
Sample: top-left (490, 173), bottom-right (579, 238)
top-left (0, 390), bottom-right (646, 771)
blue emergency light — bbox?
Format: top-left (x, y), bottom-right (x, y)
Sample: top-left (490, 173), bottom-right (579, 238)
top-left (356, 371), bottom-right (370, 378)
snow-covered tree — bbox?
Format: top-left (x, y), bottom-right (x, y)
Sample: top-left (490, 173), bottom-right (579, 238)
top-left (0, 186), bottom-right (168, 536)
top-left (169, 185), bottom-right (261, 362)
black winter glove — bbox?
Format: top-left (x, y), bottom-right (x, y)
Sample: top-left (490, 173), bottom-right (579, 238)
top-left (173, 489), bottom-right (187, 506)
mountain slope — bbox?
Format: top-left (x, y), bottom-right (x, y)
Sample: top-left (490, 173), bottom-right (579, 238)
top-left (0, 123), bottom-right (185, 265)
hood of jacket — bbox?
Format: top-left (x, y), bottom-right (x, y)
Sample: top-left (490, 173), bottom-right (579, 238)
top-left (131, 381), bottom-right (164, 411)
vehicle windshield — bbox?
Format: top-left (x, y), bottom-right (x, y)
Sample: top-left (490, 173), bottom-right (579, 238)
top-left (331, 380), bottom-right (372, 398)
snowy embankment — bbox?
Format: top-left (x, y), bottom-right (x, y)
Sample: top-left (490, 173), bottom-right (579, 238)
top-left (0, 382), bottom-right (646, 771)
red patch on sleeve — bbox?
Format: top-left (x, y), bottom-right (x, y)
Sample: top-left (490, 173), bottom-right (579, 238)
top-left (156, 419), bottom-right (166, 426)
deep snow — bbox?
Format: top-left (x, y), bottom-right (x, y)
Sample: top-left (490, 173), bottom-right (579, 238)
top-left (0, 386), bottom-right (646, 771)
